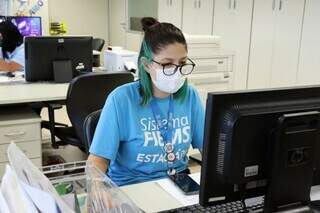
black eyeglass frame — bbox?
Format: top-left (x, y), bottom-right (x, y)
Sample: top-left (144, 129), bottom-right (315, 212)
top-left (151, 58), bottom-right (196, 76)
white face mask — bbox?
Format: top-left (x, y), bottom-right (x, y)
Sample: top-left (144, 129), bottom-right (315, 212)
top-left (151, 67), bottom-right (186, 94)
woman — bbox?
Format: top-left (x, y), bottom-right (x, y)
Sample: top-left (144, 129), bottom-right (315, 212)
top-left (0, 20), bottom-right (24, 73)
top-left (88, 17), bottom-right (205, 186)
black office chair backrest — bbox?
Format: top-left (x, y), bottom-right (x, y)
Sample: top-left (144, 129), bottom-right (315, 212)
top-left (92, 38), bottom-right (105, 51)
top-left (66, 72), bottom-right (134, 149)
top-left (83, 109), bottom-right (101, 152)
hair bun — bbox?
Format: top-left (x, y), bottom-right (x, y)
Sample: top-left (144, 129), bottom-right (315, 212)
top-left (141, 17), bottom-right (159, 32)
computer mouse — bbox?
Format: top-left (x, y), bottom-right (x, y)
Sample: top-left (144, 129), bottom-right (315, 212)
top-left (6, 72), bottom-right (15, 77)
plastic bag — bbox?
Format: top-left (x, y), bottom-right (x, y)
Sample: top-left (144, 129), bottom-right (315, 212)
top-left (7, 143), bottom-right (74, 213)
top-left (86, 162), bottom-right (142, 213)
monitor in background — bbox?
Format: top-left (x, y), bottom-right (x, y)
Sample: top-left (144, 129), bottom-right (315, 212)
top-left (10, 16), bottom-right (42, 36)
top-left (25, 36), bottom-right (93, 83)
top-left (0, 16), bottom-right (42, 36)
top-left (200, 86), bottom-right (320, 212)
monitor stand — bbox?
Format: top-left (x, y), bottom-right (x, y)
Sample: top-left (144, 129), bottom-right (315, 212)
top-left (264, 111), bottom-right (320, 213)
top-left (52, 60), bottom-right (73, 83)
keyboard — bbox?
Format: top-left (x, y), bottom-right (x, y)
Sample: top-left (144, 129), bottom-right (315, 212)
top-left (158, 200), bottom-right (264, 213)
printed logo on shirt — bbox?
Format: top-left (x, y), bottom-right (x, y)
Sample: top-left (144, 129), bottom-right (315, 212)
top-left (136, 116), bottom-right (191, 163)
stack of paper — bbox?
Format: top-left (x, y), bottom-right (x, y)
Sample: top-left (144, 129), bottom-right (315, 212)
top-left (156, 173), bottom-right (201, 206)
top-left (0, 143), bottom-right (75, 213)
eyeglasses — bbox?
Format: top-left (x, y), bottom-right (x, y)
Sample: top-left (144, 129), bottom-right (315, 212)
top-left (152, 58), bottom-right (195, 76)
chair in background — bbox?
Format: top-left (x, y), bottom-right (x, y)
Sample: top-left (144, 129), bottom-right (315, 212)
top-left (83, 109), bottom-right (101, 151)
top-left (92, 38), bottom-right (105, 51)
top-left (44, 72), bottom-right (134, 153)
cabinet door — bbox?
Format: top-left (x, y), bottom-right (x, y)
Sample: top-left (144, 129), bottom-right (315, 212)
top-left (182, 0), bottom-right (214, 35)
top-left (270, 0), bottom-right (305, 87)
top-left (213, 0), bottom-right (254, 90)
top-left (158, 0), bottom-right (183, 28)
top-left (248, 0), bottom-right (277, 89)
top-left (297, 0), bottom-right (320, 86)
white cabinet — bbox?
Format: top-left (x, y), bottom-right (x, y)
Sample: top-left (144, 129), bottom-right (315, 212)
top-left (248, 0), bottom-right (305, 89)
top-left (182, 0), bottom-right (214, 35)
top-left (297, 0), bottom-right (320, 86)
top-left (158, 0), bottom-right (183, 28)
top-left (0, 108), bottom-right (42, 178)
top-left (213, 0), bottom-right (254, 90)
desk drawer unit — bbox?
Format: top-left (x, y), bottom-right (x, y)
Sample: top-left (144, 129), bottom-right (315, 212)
top-left (0, 123), bottom-right (41, 144)
top-left (188, 72), bottom-right (233, 105)
top-left (0, 108), bottom-right (42, 178)
top-left (0, 158), bottom-right (42, 178)
top-left (192, 57), bottom-right (230, 74)
top-left (0, 140), bottom-right (41, 162)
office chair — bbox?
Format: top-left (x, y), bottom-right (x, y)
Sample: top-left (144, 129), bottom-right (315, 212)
top-left (92, 38), bottom-right (105, 51)
top-left (83, 109), bottom-right (101, 152)
top-left (44, 72), bottom-right (134, 153)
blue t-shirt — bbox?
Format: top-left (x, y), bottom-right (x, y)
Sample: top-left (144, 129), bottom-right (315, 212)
top-left (89, 81), bottom-right (205, 186)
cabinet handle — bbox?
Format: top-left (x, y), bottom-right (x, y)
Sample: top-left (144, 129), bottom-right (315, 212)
top-left (233, 0), bottom-right (237, 10)
top-left (170, 0), bottom-right (172, 6)
top-left (4, 131), bottom-right (26, 137)
top-left (228, 0), bottom-right (232, 9)
top-left (198, 0), bottom-right (201, 8)
top-left (279, 0), bottom-right (282, 11)
top-left (272, 0), bottom-right (276, 10)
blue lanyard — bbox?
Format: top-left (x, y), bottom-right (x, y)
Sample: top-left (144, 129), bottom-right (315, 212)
top-left (150, 95), bottom-right (174, 142)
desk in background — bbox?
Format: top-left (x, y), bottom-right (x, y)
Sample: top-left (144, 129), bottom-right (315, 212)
top-left (0, 82), bottom-right (68, 105)
top-left (0, 82), bottom-right (69, 177)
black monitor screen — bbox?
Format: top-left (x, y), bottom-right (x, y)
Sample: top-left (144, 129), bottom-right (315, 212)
top-left (199, 86), bottom-right (320, 211)
top-left (25, 36), bottom-right (93, 82)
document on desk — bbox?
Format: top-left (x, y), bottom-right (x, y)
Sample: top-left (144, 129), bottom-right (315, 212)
top-left (0, 75), bottom-right (25, 84)
top-left (1, 165), bottom-right (38, 213)
top-left (21, 182), bottom-right (60, 213)
top-left (156, 172), bottom-right (201, 206)
top-left (0, 188), bottom-right (10, 213)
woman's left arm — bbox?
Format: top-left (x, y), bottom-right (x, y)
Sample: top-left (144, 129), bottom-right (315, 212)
top-left (191, 88), bottom-right (205, 151)
top-left (0, 59), bottom-right (22, 72)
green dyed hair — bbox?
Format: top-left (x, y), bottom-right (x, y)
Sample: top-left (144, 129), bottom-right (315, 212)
top-left (138, 19), bottom-right (188, 106)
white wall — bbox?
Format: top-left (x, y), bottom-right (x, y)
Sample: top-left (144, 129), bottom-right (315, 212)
top-left (8, 0), bottom-right (49, 35)
top-left (48, 0), bottom-right (109, 43)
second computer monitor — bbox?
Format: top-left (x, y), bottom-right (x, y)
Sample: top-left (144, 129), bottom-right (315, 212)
top-left (200, 86), bottom-right (320, 212)
top-left (0, 16), bottom-right (42, 36)
top-left (25, 36), bottom-right (93, 82)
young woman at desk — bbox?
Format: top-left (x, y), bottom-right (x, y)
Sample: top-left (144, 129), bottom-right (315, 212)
top-left (0, 20), bottom-right (24, 73)
top-left (88, 17), bottom-right (205, 186)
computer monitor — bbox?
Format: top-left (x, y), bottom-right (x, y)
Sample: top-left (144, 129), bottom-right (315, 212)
top-left (25, 36), bottom-right (93, 82)
top-left (10, 16), bottom-right (42, 36)
top-left (0, 16), bottom-right (42, 36)
top-left (199, 86), bottom-right (320, 212)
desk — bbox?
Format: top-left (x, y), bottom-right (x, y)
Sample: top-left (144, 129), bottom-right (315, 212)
top-left (0, 82), bottom-right (69, 105)
top-left (0, 81), bottom-right (69, 177)
top-left (120, 178), bottom-right (320, 213)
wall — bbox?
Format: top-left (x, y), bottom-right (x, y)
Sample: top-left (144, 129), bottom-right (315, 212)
top-left (7, 0), bottom-right (49, 35)
top-left (48, 0), bottom-right (108, 43)
top-left (128, 0), bottom-right (157, 18)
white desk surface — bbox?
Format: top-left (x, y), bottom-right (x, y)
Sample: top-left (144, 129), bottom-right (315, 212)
top-left (0, 82), bottom-right (69, 105)
top-left (121, 177), bottom-right (320, 213)
top-left (121, 179), bottom-right (183, 212)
